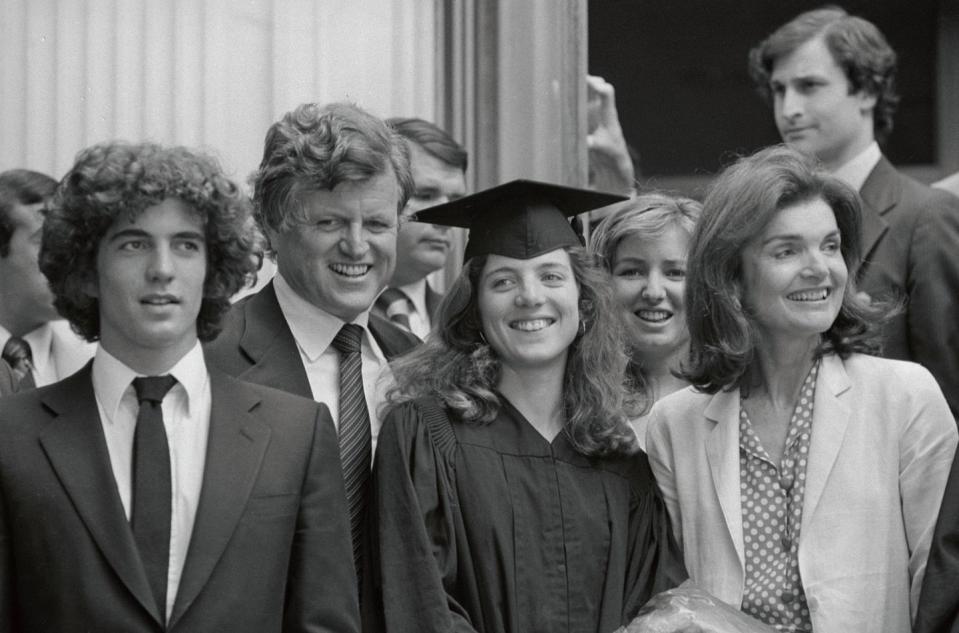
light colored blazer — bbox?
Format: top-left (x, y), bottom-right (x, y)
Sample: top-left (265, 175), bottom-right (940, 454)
top-left (647, 353), bottom-right (957, 633)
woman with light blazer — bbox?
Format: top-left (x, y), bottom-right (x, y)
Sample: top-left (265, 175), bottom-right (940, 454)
top-left (646, 145), bottom-right (957, 633)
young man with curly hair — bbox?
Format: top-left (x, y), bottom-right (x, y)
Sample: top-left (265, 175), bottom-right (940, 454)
top-left (0, 141), bottom-right (359, 633)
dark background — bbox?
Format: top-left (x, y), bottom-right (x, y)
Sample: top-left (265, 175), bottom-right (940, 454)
top-left (589, 1), bottom-right (940, 180)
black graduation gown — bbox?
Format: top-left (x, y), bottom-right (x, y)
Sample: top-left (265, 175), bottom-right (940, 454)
top-left (915, 451), bottom-right (959, 633)
top-left (370, 395), bottom-right (686, 633)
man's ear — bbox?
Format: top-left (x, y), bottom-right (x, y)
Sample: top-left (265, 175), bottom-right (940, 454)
top-left (857, 90), bottom-right (878, 115)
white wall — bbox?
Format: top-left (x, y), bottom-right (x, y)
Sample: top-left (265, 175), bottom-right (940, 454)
top-left (0, 0), bottom-right (436, 186)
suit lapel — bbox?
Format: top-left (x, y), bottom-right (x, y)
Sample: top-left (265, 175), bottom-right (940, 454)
top-left (857, 158), bottom-right (897, 275)
top-left (168, 370), bottom-right (271, 627)
top-left (369, 313), bottom-right (419, 360)
top-left (238, 281), bottom-right (313, 398)
top-left (38, 365), bottom-right (162, 623)
top-left (703, 388), bottom-right (746, 569)
top-left (801, 354), bottom-right (852, 532)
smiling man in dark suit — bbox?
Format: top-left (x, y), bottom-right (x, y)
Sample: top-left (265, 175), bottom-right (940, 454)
top-left (0, 141), bottom-right (359, 632)
top-left (206, 104), bottom-right (420, 619)
top-left (750, 7), bottom-right (959, 417)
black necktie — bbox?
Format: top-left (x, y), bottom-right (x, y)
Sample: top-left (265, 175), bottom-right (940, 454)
top-left (375, 287), bottom-right (413, 332)
top-left (131, 375), bottom-right (178, 622)
top-left (331, 324), bottom-right (372, 576)
top-left (2, 336), bottom-right (34, 386)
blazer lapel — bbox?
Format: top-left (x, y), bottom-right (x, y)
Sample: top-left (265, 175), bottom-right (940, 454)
top-left (801, 354), bottom-right (852, 531)
top-left (857, 158), bottom-right (897, 275)
top-left (38, 365), bottom-right (161, 623)
top-left (704, 388), bottom-right (746, 568)
top-left (238, 282), bottom-right (313, 398)
top-left (168, 370), bottom-right (271, 627)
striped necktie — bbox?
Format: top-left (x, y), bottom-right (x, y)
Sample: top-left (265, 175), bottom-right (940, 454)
top-left (2, 336), bottom-right (35, 387)
top-left (331, 324), bottom-right (372, 576)
top-left (375, 287), bottom-right (413, 332)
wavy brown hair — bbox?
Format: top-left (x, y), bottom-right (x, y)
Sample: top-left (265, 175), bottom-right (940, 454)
top-left (386, 246), bottom-right (645, 457)
top-left (40, 141), bottom-right (259, 342)
top-left (683, 145), bottom-right (885, 393)
top-left (748, 6), bottom-right (899, 142)
top-left (252, 102), bottom-right (414, 250)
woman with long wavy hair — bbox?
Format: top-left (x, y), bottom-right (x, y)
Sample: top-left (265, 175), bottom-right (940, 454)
top-left (646, 146), bottom-right (957, 633)
top-left (369, 181), bottom-right (685, 633)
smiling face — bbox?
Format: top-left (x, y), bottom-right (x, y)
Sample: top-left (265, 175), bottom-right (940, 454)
top-left (741, 197), bottom-right (847, 347)
top-left (611, 224), bottom-right (690, 362)
top-left (94, 198), bottom-right (206, 371)
top-left (769, 36), bottom-right (876, 171)
top-left (477, 248), bottom-right (580, 375)
top-left (269, 171), bottom-right (400, 322)
top-left (392, 143), bottom-right (467, 286)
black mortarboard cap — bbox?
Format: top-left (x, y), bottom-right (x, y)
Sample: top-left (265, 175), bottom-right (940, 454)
top-left (412, 179), bottom-right (627, 261)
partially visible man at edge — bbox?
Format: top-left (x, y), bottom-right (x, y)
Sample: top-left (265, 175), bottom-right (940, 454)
top-left (372, 117), bottom-right (468, 339)
top-left (0, 169), bottom-right (95, 389)
top-left (749, 7), bottom-right (959, 418)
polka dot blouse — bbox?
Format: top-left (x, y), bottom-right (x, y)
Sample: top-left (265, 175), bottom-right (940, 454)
top-left (738, 359), bottom-right (819, 632)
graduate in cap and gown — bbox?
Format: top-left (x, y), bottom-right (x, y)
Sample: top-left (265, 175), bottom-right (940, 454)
top-left (369, 180), bottom-right (687, 633)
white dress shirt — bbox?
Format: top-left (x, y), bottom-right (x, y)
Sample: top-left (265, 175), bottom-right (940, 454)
top-left (396, 277), bottom-right (431, 339)
top-left (0, 320), bottom-right (96, 387)
top-left (273, 273), bottom-right (394, 456)
top-left (92, 342), bottom-right (211, 619)
top-left (833, 141), bottom-right (882, 191)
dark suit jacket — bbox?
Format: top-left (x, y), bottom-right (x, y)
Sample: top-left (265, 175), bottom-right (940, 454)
top-left (915, 451), bottom-right (959, 633)
top-left (205, 281), bottom-right (420, 399)
top-left (857, 157), bottom-right (959, 417)
top-left (0, 363), bottom-right (359, 633)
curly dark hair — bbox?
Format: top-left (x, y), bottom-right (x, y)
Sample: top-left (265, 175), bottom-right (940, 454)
top-left (385, 246), bottom-right (645, 458)
top-left (682, 145), bottom-right (886, 394)
top-left (252, 102), bottom-right (414, 250)
top-left (39, 141), bottom-right (259, 342)
top-left (748, 6), bottom-right (899, 142)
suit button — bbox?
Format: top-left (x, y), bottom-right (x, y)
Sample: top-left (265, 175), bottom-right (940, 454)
top-left (781, 592), bottom-right (795, 604)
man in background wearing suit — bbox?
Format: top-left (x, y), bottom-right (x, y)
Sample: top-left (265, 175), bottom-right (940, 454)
top-left (205, 103), bottom-right (420, 623)
top-left (0, 142), bottom-right (359, 632)
top-left (749, 7), bottom-right (959, 417)
top-left (0, 169), bottom-right (95, 388)
top-left (373, 117), bottom-right (468, 339)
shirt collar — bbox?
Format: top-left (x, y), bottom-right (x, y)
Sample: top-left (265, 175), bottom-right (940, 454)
top-left (396, 277), bottom-right (428, 319)
top-left (92, 341), bottom-right (208, 422)
top-left (273, 272), bottom-right (382, 362)
top-left (832, 141), bottom-right (881, 191)
top-left (23, 322), bottom-right (54, 372)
